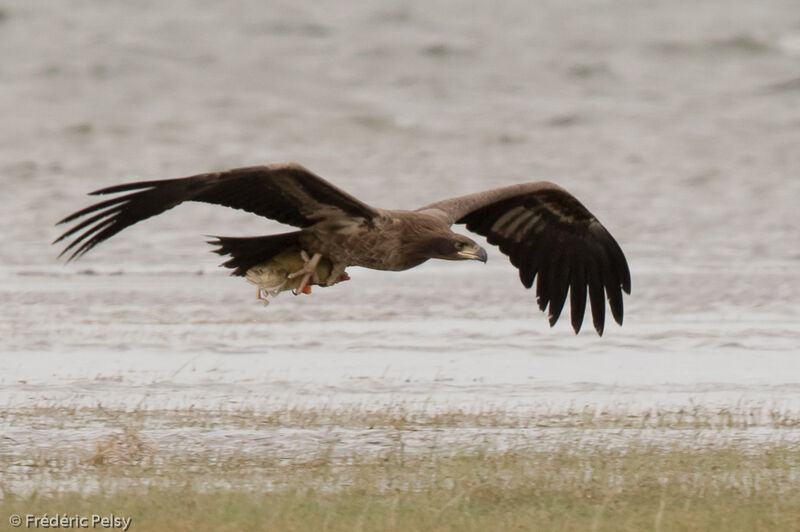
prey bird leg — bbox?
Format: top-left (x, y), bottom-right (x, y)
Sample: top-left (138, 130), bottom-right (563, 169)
top-left (255, 279), bottom-right (287, 306)
top-left (288, 251), bottom-right (322, 295)
top-left (266, 279), bottom-right (287, 297)
top-left (266, 287), bottom-right (280, 297)
top-left (256, 286), bottom-right (271, 306)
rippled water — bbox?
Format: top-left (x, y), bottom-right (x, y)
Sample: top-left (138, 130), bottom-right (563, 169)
top-left (1, 0), bottom-right (799, 452)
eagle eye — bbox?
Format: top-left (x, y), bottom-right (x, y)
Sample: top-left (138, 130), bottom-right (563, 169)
top-left (454, 242), bottom-right (465, 251)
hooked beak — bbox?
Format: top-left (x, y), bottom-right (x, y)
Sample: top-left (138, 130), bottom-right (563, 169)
top-left (458, 245), bottom-right (488, 263)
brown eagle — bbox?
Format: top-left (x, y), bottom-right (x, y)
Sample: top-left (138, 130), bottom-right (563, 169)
top-left (55, 162), bottom-right (631, 335)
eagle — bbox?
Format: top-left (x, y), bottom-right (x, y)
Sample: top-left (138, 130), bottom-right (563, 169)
top-left (54, 162), bottom-right (631, 335)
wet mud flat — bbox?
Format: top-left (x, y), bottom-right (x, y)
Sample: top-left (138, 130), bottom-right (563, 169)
top-left (2, 264), bottom-right (800, 499)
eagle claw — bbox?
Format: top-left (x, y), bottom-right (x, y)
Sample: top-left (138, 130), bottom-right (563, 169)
top-left (288, 251), bottom-right (323, 295)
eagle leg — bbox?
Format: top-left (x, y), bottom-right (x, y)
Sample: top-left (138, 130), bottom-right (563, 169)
top-left (324, 262), bottom-right (349, 286)
top-left (288, 251), bottom-right (322, 295)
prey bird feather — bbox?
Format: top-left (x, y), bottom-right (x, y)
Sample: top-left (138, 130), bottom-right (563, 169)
top-left (55, 162), bottom-right (631, 334)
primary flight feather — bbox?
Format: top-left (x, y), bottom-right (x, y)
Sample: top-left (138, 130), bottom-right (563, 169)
top-left (55, 162), bottom-right (631, 335)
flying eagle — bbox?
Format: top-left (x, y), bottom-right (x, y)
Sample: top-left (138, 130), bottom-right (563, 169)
top-left (54, 162), bottom-right (631, 335)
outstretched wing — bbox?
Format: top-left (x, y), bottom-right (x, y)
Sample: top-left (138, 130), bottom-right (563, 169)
top-left (418, 183), bottom-right (631, 335)
top-left (54, 162), bottom-right (379, 261)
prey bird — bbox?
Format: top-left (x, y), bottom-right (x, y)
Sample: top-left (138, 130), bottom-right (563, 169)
top-left (54, 163), bottom-right (631, 334)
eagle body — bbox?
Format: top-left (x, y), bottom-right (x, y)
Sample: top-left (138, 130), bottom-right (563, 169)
top-left (300, 210), bottom-right (467, 272)
top-left (55, 162), bottom-right (631, 335)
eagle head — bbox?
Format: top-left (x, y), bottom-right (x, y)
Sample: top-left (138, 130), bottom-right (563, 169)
top-left (429, 234), bottom-right (488, 263)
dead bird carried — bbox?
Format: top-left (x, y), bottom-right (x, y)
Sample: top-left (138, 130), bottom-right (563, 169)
top-left (240, 248), bottom-right (350, 305)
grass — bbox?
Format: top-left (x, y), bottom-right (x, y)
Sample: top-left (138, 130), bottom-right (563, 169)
top-left (3, 402), bottom-right (799, 430)
top-left (2, 405), bottom-right (799, 531)
top-left (2, 445), bottom-right (799, 531)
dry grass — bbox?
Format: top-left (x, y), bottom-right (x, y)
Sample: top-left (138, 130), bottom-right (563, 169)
top-left (1, 405), bottom-right (799, 531)
top-left (3, 403), bottom-right (799, 430)
top-left (88, 427), bottom-right (157, 466)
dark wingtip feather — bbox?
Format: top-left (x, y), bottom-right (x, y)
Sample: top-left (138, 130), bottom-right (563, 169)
top-left (519, 246), bottom-right (539, 288)
top-left (617, 244), bottom-right (632, 295)
top-left (608, 288), bottom-right (624, 326)
top-left (536, 276), bottom-right (549, 312)
top-left (607, 233), bottom-right (632, 295)
top-left (569, 268), bottom-right (587, 334)
top-left (587, 263), bottom-right (606, 336)
top-left (622, 268), bottom-right (632, 294)
top-left (593, 311), bottom-right (605, 335)
top-left (89, 179), bottom-right (170, 196)
top-left (519, 267), bottom-right (533, 289)
top-left (600, 248), bottom-right (624, 327)
top-left (57, 218), bottom-right (115, 261)
top-left (53, 205), bottom-right (125, 245)
top-left (617, 257), bottom-right (631, 295)
top-left (546, 259), bottom-right (569, 328)
top-left (55, 195), bottom-right (130, 226)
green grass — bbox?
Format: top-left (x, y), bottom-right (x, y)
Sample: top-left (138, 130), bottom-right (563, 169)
top-left (4, 484), bottom-right (799, 532)
top-left (2, 405), bottom-right (799, 531)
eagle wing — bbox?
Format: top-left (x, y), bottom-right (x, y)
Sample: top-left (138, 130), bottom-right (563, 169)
top-left (418, 183), bottom-right (631, 335)
top-left (55, 163), bottom-right (380, 261)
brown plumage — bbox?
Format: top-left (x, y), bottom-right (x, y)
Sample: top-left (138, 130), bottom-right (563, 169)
top-left (54, 162), bottom-right (631, 334)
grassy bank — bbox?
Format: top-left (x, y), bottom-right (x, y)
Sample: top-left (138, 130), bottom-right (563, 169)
top-left (2, 405), bottom-right (799, 530)
top-left (3, 442), bottom-right (799, 531)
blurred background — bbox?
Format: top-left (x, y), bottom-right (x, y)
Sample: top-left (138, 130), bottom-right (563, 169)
top-left (1, 0), bottom-right (799, 409)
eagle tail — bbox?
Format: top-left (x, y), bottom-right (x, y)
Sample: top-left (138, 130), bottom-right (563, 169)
top-left (208, 231), bottom-right (302, 277)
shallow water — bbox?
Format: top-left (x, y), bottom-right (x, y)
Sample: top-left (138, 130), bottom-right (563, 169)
top-left (1, 0), bottom-right (799, 468)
